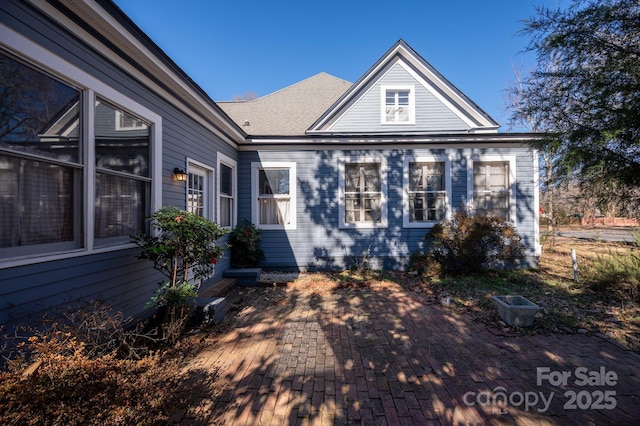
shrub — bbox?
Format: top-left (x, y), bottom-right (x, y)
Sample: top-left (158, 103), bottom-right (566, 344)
top-left (588, 250), bottom-right (640, 302)
top-left (414, 209), bottom-right (525, 276)
top-left (230, 221), bottom-right (264, 267)
top-left (408, 250), bottom-right (440, 277)
top-left (0, 302), bottom-right (184, 425)
top-left (132, 206), bottom-right (229, 341)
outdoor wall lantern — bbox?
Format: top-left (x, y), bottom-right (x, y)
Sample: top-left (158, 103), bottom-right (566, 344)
top-left (173, 167), bottom-right (188, 182)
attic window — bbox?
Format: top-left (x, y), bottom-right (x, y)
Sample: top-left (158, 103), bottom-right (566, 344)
top-left (381, 85), bottom-right (415, 124)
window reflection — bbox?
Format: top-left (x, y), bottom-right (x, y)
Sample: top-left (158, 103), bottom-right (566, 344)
top-left (95, 100), bottom-right (149, 177)
top-left (94, 99), bottom-right (150, 245)
top-left (0, 52), bottom-right (82, 254)
top-left (0, 52), bottom-right (80, 163)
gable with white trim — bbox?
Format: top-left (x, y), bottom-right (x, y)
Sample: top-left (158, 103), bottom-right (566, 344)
top-left (308, 40), bottom-right (499, 135)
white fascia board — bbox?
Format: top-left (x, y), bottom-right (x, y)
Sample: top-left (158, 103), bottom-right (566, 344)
top-left (240, 133), bottom-right (539, 149)
top-left (394, 61), bottom-right (479, 129)
top-left (312, 46), bottom-right (405, 131)
top-left (325, 61), bottom-right (401, 132)
top-left (312, 43), bottom-right (499, 132)
top-left (399, 54), bottom-right (498, 129)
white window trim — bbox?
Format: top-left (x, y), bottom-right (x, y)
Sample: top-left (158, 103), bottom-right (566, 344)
top-left (403, 155), bottom-right (452, 228)
top-left (251, 162), bottom-right (297, 230)
top-left (217, 153), bottom-right (237, 229)
top-left (1, 24), bottom-right (162, 269)
top-left (185, 158), bottom-right (214, 220)
top-left (338, 156), bottom-right (388, 229)
top-left (533, 149), bottom-right (541, 256)
top-left (466, 155), bottom-right (517, 225)
top-left (380, 85), bottom-right (415, 125)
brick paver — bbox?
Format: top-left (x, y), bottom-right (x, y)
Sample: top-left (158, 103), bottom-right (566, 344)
top-left (172, 287), bottom-right (640, 425)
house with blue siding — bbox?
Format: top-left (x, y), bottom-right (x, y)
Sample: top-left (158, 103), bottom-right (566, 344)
top-left (0, 0), bottom-right (539, 332)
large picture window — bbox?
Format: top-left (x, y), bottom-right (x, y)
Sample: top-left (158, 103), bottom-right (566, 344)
top-left (251, 162), bottom-right (296, 229)
top-left (0, 49), bottom-right (159, 262)
top-left (0, 52), bottom-right (82, 256)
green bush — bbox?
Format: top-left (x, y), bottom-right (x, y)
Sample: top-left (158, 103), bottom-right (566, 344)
top-left (588, 250), bottom-right (640, 302)
top-left (413, 210), bottom-right (525, 276)
top-left (230, 221), bottom-right (264, 267)
top-left (132, 206), bottom-right (228, 340)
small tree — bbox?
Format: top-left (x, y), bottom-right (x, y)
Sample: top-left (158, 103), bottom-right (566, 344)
top-left (513, 0), bottom-right (640, 215)
top-left (132, 207), bottom-right (228, 339)
top-left (417, 210), bottom-right (525, 276)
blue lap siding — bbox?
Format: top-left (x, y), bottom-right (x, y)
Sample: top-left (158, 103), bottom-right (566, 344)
top-left (239, 146), bottom-right (537, 271)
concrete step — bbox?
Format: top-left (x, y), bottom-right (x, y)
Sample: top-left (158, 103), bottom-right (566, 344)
top-left (223, 268), bottom-right (262, 286)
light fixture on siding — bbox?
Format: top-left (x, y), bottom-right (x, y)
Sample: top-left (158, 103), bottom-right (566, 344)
top-left (173, 167), bottom-right (188, 182)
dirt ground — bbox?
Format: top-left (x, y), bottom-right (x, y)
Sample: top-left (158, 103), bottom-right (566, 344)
top-left (216, 235), bottom-right (640, 354)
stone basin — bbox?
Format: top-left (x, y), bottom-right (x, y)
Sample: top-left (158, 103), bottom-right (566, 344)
top-left (492, 295), bottom-right (540, 327)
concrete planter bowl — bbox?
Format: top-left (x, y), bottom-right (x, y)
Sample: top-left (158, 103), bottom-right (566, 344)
top-left (492, 295), bottom-right (540, 327)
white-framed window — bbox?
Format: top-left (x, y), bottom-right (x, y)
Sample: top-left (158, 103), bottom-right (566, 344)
top-left (0, 38), bottom-right (161, 266)
top-left (339, 156), bottom-right (387, 229)
top-left (251, 162), bottom-right (296, 230)
top-left (467, 155), bottom-right (516, 223)
top-left (217, 153), bottom-right (236, 229)
top-left (381, 85), bottom-right (415, 124)
top-left (186, 160), bottom-right (214, 219)
top-left (403, 156), bottom-right (451, 227)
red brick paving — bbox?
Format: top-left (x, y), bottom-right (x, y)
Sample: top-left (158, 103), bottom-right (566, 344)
top-left (172, 287), bottom-right (640, 425)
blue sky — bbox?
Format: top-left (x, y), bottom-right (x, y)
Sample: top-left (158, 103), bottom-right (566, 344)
top-left (113, 0), bottom-right (565, 129)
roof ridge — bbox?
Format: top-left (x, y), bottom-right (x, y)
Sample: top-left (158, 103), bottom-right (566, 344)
top-left (217, 72), bottom-right (352, 104)
top-left (257, 72), bottom-right (351, 102)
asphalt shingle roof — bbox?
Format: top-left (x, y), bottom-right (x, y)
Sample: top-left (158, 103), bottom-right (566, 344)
top-left (218, 72), bottom-right (352, 136)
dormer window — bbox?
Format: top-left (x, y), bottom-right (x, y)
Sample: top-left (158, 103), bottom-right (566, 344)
top-left (381, 85), bottom-right (415, 124)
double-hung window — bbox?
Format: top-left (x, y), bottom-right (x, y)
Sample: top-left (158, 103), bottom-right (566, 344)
top-left (469, 156), bottom-right (516, 222)
top-left (217, 153), bottom-right (236, 228)
top-left (345, 163), bottom-right (381, 223)
top-left (381, 85), bottom-right (415, 124)
top-left (339, 157), bottom-right (387, 228)
top-left (409, 163), bottom-right (445, 221)
top-left (251, 162), bottom-right (296, 229)
top-left (403, 156), bottom-right (451, 227)
top-left (0, 48), bottom-right (159, 263)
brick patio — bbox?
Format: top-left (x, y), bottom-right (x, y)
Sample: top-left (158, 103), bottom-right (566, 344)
top-left (171, 286), bottom-right (640, 425)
